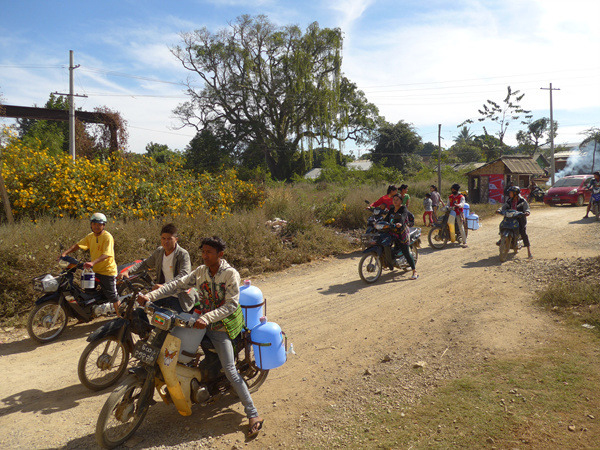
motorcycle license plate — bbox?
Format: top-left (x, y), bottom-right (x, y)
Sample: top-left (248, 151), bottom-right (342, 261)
top-left (133, 341), bottom-right (160, 365)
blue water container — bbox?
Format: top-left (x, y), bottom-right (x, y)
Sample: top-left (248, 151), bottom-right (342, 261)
top-left (239, 280), bottom-right (265, 330)
top-left (250, 317), bottom-right (286, 370)
top-left (462, 202), bottom-right (470, 218)
top-left (466, 213), bottom-right (480, 230)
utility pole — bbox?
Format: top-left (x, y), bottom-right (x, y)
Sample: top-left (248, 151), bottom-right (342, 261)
top-left (437, 124), bottom-right (442, 190)
top-left (53, 50), bottom-right (87, 161)
top-left (541, 83), bottom-right (560, 185)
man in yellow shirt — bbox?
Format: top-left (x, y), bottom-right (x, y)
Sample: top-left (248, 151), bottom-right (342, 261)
top-left (61, 212), bottom-right (119, 314)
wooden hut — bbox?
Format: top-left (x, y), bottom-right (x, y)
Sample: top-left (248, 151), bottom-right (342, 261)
top-left (466, 155), bottom-right (545, 204)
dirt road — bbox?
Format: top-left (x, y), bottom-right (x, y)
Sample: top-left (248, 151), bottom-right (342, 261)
top-left (0, 205), bottom-right (597, 449)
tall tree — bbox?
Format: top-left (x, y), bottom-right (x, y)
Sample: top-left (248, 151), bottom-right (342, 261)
top-left (453, 126), bottom-right (475, 145)
top-left (172, 15), bottom-right (380, 180)
top-left (516, 117), bottom-right (558, 155)
top-left (580, 127), bottom-right (600, 172)
top-left (460, 86), bottom-right (533, 146)
top-left (371, 120), bottom-right (423, 172)
top-left (184, 128), bottom-right (237, 173)
top-left (146, 142), bottom-right (179, 163)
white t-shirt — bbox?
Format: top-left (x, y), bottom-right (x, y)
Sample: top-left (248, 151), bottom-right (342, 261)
top-left (162, 251), bottom-right (175, 283)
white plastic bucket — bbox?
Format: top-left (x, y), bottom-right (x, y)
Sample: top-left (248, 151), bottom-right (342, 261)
top-left (82, 269), bottom-right (96, 289)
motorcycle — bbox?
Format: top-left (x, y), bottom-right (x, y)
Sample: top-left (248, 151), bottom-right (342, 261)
top-left (363, 200), bottom-right (388, 233)
top-left (358, 220), bottom-right (421, 284)
top-left (427, 205), bottom-right (468, 249)
top-left (27, 256), bottom-right (153, 344)
top-left (78, 279), bottom-right (153, 391)
top-left (528, 186), bottom-right (545, 203)
top-left (95, 302), bottom-right (269, 448)
top-left (497, 209), bottom-right (524, 262)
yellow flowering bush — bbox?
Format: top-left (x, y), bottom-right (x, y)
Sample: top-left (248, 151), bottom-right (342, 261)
top-left (0, 128), bottom-right (264, 220)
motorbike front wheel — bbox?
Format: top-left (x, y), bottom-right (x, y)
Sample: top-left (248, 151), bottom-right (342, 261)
top-left (78, 336), bottom-right (130, 391)
top-left (428, 227), bottom-right (448, 249)
top-left (499, 235), bottom-right (511, 262)
top-left (96, 375), bottom-right (150, 449)
top-left (410, 245), bottom-right (419, 265)
top-left (27, 300), bottom-right (69, 343)
top-left (358, 251), bottom-right (383, 283)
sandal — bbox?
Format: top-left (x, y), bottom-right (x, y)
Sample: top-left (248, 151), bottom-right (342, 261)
top-left (410, 274), bottom-right (419, 280)
top-left (247, 418), bottom-right (264, 439)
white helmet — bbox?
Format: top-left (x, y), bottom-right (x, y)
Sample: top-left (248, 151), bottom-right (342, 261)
top-left (90, 212), bottom-right (107, 224)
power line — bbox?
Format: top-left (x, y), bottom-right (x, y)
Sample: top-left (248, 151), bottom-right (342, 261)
top-left (359, 66), bottom-right (600, 90)
top-left (79, 67), bottom-right (186, 86)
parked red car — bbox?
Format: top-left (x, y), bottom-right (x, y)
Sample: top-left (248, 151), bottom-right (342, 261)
top-left (543, 175), bottom-right (594, 206)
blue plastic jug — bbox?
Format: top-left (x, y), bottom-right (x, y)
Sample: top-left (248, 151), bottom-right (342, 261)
top-left (250, 317), bottom-right (286, 370)
top-left (463, 202), bottom-right (470, 218)
top-left (239, 280), bottom-right (265, 330)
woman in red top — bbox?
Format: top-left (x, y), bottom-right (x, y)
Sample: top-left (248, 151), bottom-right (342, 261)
top-left (370, 185), bottom-right (397, 210)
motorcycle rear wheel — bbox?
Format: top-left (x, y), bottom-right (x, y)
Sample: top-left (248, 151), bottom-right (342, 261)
top-left (27, 300), bottom-right (69, 343)
top-left (78, 336), bottom-right (130, 391)
top-left (499, 235), bottom-right (511, 262)
top-left (96, 375), bottom-right (150, 449)
top-left (428, 227), bottom-right (448, 249)
top-left (359, 251), bottom-right (383, 283)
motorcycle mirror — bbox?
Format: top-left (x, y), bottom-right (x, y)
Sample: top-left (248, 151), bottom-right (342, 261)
top-left (364, 200), bottom-right (370, 204)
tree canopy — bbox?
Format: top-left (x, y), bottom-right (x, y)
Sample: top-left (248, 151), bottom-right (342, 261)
top-left (516, 117), bottom-right (557, 155)
top-left (460, 86), bottom-right (532, 146)
top-left (370, 120), bottom-right (423, 172)
top-left (172, 14), bottom-right (380, 180)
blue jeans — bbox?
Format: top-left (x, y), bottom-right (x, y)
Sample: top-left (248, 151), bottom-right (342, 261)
top-left (206, 328), bottom-right (258, 419)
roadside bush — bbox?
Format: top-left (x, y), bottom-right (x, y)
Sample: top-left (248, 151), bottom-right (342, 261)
top-left (0, 128), bottom-right (264, 221)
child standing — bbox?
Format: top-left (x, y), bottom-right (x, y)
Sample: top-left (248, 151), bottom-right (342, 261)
top-left (423, 193), bottom-right (433, 226)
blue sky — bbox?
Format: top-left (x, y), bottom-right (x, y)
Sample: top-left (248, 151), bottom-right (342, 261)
top-left (1, 0), bottom-right (599, 156)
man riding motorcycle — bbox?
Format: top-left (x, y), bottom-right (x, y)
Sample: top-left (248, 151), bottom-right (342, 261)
top-left (448, 183), bottom-right (468, 248)
top-left (498, 186), bottom-right (532, 258)
top-left (583, 171), bottom-right (600, 219)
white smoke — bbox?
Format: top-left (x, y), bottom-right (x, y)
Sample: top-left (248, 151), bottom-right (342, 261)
top-left (554, 141), bottom-right (599, 181)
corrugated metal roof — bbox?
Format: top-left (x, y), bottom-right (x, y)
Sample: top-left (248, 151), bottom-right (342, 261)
top-left (501, 156), bottom-right (545, 175)
top-left (466, 155), bottom-right (545, 175)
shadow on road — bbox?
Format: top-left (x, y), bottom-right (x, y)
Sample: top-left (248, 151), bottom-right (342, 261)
top-left (0, 320), bottom-right (108, 357)
top-left (462, 255), bottom-right (503, 268)
top-left (0, 382), bottom-right (105, 417)
top-left (318, 269), bottom-right (415, 296)
top-left (65, 393), bottom-right (248, 449)
top-left (571, 217), bottom-right (599, 224)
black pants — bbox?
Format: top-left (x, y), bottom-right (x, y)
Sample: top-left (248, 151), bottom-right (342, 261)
top-left (384, 241), bottom-right (416, 270)
top-left (97, 274), bottom-right (118, 303)
top-left (154, 296), bottom-right (186, 313)
top-left (517, 215), bottom-right (530, 247)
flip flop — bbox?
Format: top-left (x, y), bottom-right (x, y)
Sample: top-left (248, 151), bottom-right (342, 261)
top-left (410, 274), bottom-right (419, 280)
top-left (247, 419), bottom-right (264, 439)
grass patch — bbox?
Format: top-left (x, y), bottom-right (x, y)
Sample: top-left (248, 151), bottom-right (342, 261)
top-left (333, 333), bottom-right (600, 449)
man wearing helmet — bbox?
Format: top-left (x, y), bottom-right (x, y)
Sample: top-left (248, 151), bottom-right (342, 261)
top-left (61, 212), bottom-right (120, 314)
top-left (583, 171), bottom-right (600, 219)
top-left (500, 186), bottom-right (532, 258)
top-left (448, 183), bottom-right (468, 247)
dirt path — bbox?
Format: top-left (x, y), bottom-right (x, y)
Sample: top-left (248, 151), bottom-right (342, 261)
top-left (0, 205), bottom-right (597, 449)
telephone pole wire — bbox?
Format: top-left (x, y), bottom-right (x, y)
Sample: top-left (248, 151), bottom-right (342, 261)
top-left (541, 83), bottom-right (560, 185)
